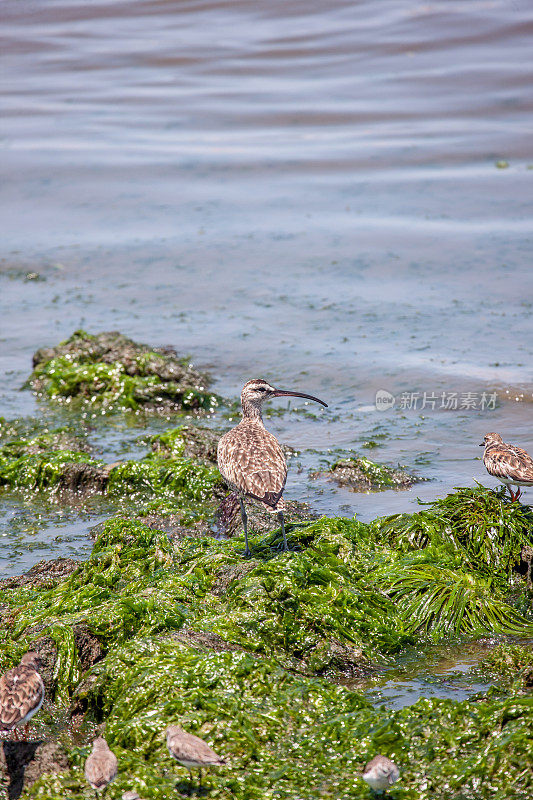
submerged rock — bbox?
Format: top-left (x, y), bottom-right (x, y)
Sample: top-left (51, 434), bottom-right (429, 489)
top-left (315, 455), bottom-right (419, 492)
top-left (30, 329), bottom-right (220, 413)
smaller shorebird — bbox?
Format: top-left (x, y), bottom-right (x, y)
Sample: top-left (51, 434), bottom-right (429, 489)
top-left (362, 755), bottom-right (400, 793)
top-left (166, 724), bottom-right (226, 789)
top-left (480, 432), bottom-right (533, 502)
top-left (217, 378), bottom-right (328, 556)
top-left (0, 652), bottom-right (45, 740)
top-left (84, 737), bottom-right (118, 797)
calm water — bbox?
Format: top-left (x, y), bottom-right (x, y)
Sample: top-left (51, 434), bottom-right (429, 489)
top-left (1, 0), bottom-right (532, 578)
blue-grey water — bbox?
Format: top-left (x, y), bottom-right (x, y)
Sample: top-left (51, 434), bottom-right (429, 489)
top-left (1, 0), bottom-right (532, 593)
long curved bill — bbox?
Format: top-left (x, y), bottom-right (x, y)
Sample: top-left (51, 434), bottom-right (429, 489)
top-left (272, 389), bottom-right (328, 408)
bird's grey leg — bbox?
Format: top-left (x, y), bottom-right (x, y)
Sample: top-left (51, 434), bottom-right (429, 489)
top-left (278, 511), bottom-right (288, 551)
top-left (198, 767), bottom-right (202, 788)
top-left (239, 498), bottom-right (251, 557)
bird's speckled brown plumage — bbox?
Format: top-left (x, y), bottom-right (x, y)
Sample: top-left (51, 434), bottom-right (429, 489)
top-left (0, 652), bottom-right (44, 738)
top-left (217, 379), bottom-right (327, 556)
top-left (481, 432), bottom-right (533, 501)
top-left (84, 737), bottom-right (118, 793)
top-left (218, 413), bottom-right (287, 511)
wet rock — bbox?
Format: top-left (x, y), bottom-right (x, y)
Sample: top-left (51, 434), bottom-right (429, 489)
top-left (151, 424), bottom-right (220, 465)
top-left (1, 430), bottom-right (91, 457)
top-left (141, 513), bottom-right (214, 541)
top-left (210, 561), bottom-right (258, 597)
top-left (30, 329), bottom-right (218, 413)
top-left (0, 558), bottom-right (79, 592)
top-left (170, 627), bottom-right (246, 654)
top-left (17, 623), bottom-right (103, 698)
top-left (314, 456), bottom-right (419, 492)
top-left (214, 491), bottom-right (316, 537)
top-left (55, 461), bottom-right (111, 494)
top-left (0, 740), bottom-right (69, 800)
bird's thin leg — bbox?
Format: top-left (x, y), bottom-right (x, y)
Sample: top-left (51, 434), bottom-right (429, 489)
top-left (198, 767), bottom-right (202, 788)
top-left (508, 486), bottom-right (519, 502)
top-left (23, 723), bottom-right (30, 738)
top-left (239, 498), bottom-right (251, 557)
top-left (278, 511), bottom-right (288, 551)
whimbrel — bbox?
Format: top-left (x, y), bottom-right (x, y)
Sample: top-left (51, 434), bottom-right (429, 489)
top-left (0, 652), bottom-right (45, 740)
top-left (84, 737), bottom-right (118, 797)
top-left (362, 755), bottom-right (400, 793)
top-left (217, 378), bottom-right (328, 556)
top-left (480, 432), bottom-right (533, 501)
top-left (166, 724), bottom-right (226, 789)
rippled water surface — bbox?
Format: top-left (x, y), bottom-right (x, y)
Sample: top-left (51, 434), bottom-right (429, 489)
top-left (1, 0), bottom-right (532, 582)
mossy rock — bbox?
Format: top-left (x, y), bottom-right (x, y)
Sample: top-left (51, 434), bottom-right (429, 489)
top-left (29, 329), bottom-right (220, 413)
top-left (0, 510), bottom-right (532, 798)
top-left (150, 424), bottom-right (220, 464)
top-left (316, 455), bottom-right (419, 492)
top-left (0, 428), bottom-right (223, 514)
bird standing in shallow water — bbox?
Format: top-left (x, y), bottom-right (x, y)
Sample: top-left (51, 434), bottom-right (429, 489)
top-left (217, 378), bottom-right (328, 556)
top-left (480, 432), bottom-right (533, 502)
top-left (362, 755), bottom-right (400, 793)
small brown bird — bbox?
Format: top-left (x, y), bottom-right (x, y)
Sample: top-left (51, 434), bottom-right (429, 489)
top-left (166, 724), bottom-right (226, 788)
top-left (362, 755), bottom-right (400, 793)
top-left (0, 652), bottom-right (44, 740)
top-left (84, 737), bottom-right (118, 797)
top-left (480, 432), bottom-right (533, 501)
top-left (217, 378), bottom-right (328, 556)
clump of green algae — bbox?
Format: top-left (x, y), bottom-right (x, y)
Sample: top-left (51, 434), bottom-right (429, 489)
top-left (316, 455), bottom-right (419, 492)
top-left (29, 330), bottom-right (220, 413)
top-left (0, 492), bottom-right (531, 798)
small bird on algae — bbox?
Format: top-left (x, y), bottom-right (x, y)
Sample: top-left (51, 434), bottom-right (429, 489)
top-left (166, 724), bottom-right (226, 789)
top-left (362, 755), bottom-right (400, 794)
top-left (84, 737), bottom-right (118, 797)
top-left (217, 378), bottom-right (328, 556)
top-left (481, 432), bottom-right (533, 502)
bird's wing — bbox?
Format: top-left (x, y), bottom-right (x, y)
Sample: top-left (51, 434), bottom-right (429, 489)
top-left (0, 667), bottom-right (44, 730)
top-left (485, 444), bottom-right (533, 481)
top-left (218, 427), bottom-right (287, 507)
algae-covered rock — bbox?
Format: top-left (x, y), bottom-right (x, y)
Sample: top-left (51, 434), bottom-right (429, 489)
top-left (150, 424), bottom-right (220, 464)
top-left (30, 329), bottom-right (220, 413)
top-left (0, 511), bottom-right (532, 798)
top-left (315, 455), bottom-right (419, 492)
top-left (0, 427), bottom-right (223, 521)
top-left (372, 486), bottom-right (533, 587)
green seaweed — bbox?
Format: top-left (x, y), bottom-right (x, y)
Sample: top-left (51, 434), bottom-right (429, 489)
top-left (32, 356), bottom-right (218, 413)
top-left (0, 501), bottom-right (531, 798)
top-left (28, 644), bottom-right (533, 799)
top-left (372, 486), bottom-right (533, 588)
top-left (29, 330), bottom-right (220, 414)
top-left (324, 455), bottom-right (417, 491)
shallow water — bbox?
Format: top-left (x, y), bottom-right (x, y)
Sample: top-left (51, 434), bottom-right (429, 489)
top-left (1, 0), bottom-right (532, 656)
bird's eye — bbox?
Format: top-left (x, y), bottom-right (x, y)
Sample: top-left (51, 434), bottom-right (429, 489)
top-left (257, 387), bottom-right (267, 392)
